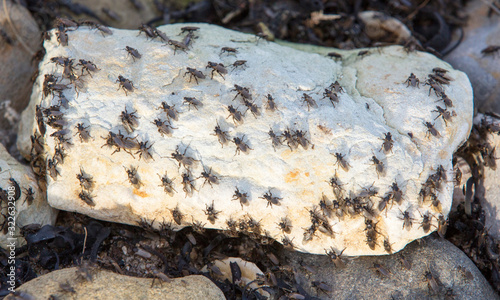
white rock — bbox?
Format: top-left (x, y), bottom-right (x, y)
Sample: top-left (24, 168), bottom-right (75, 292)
top-left (18, 23), bottom-right (473, 256)
top-left (0, 144), bottom-right (57, 249)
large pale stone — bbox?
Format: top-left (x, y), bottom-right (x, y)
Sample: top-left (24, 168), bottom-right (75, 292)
top-left (7, 267), bottom-right (225, 300)
top-left (0, 144), bottom-right (57, 249)
top-left (18, 23), bottom-right (472, 256)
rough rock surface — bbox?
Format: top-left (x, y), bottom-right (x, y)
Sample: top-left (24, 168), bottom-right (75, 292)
top-left (0, 144), bottom-right (57, 249)
top-left (18, 23), bottom-right (473, 256)
top-left (6, 267), bottom-right (225, 300)
top-left (285, 235), bottom-right (499, 300)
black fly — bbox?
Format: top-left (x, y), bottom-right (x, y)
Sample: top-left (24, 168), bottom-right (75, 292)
top-left (259, 189), bottom-right (282, 208)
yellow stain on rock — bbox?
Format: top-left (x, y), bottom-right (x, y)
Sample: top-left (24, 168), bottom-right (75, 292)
top-left (285, 169), bottom-right (300, 183)
top-left (133, 189), bottom-right (149, 198)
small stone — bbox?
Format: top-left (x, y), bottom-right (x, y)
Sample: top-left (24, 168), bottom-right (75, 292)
top-left (202, 257), bottom-right (269, 298)
top-left (7, 267), bottom-right (225, 300)
top-left (358, 11), bottom-right (411, 44)
top-left (18, 23), bottom-right (472, 256)
top-left (0, 144), bottom-right (57, 249)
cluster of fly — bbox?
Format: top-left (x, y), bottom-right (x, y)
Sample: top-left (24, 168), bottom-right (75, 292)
top-left (36, 101), bottom-right (77, 183)
top-left (76, 167), bottom-right (95, 206)
top-left (240, 214), bottom-right (263, 237)
top-left (478, 142), bottom-right (498, 170)
top-left (303, 206), bottom-right (335, 243)
top-left (167, 144), bottom-right (200, 197)
top-left (422, 68), bottom-right (454, 111)
top-left (274, 128), bottom-right (312, 151)
top-left (41, 104), bottom-right (67, 133)
top-left (78, 20), bottom-right (113, 36)
top-left (136, 24), bottom-right (196, 54)
top-left (418, 165), bottom-right (447, 214)
top-left (29, 132), bottom-right (47, 189)
top-left (137, 23), bottom-right (163, 41)
top-left (42, 74), bottom-right (69, 100)
top-left (47, 56), bottom-right (90, 94)
top-left (364, 219), bottom-right (379, 250)
top-left (39, 23), bottom-right (471, 266)
top-left (378, 181), bottom-right (403, 215)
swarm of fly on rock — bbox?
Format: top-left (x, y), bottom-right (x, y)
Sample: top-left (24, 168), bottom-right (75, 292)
top-left (32, 16), bottom-right (469, 281)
